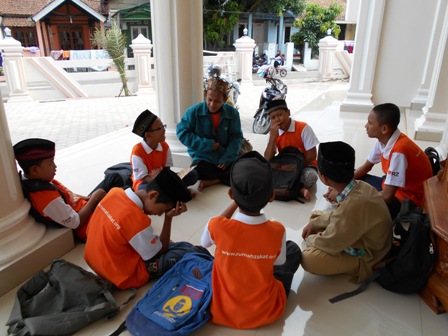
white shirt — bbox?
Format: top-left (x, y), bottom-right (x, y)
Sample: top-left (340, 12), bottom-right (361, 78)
top-left (367, 129), bottom-right (407, 188)
top-left (131, 140), bottom-right (173, 180)
top-left (124, 188), bottom-right (162, 260)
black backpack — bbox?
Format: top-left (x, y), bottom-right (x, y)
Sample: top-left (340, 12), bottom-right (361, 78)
top-left (270, 146), bottom-right (305, 202)
top-left (6, 259), bottom-right (135, 336)
top-left (375, 199), bottom-right (435, 293)
top-left (104, 162), bottom-right (133, 188)
top-left (424, 147), bottom-right (441, 176)
top-left (329, 199), bottom-right (436, 303)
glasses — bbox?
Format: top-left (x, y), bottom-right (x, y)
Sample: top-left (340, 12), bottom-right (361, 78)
top-left (148, 124), bottom-right (167, 132)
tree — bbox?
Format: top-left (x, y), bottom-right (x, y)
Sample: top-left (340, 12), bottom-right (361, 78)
top-left (91, 20), bottom-right (131, 96)
top-left (203, 1), bottom-right (241, 50)
top-left (291, 2), bottom-right (343, 58)
top-left (203, 0), bottom-right (306, 50)
top-left (247, 0), bottom-right (306, 16)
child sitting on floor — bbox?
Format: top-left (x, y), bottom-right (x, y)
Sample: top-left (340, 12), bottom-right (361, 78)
top-left (84, 167), bottom-right (209, 290)
top-left (130, 109), bottom-right (198, 191)
top-left (13, 138), bottom-right (124, 240)
top-left (201, 151), bottom-right (301, 329)
top-left (263, 99), bottom-right (319, 202)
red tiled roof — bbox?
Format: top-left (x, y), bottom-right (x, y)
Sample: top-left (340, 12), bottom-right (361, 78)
top-left (0, 0), bottom-right (102, 16)
top-left (3, 17), bottom-right (36, 27)
top-left (0, 0), bottom-right (48, 16)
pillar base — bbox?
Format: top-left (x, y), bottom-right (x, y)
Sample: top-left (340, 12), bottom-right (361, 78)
top-left (0, 228), bottom-right (75, 296)
top-left (339, 92), bottom-right (373, 113)
top-left (414, 110), bottom-right (447, 142)
top-left (7, 94), bottom-right (33, 103)
top-left (414, 129), bottom-right (443, 142)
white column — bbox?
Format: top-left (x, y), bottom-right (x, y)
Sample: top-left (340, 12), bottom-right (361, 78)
top-left (0, 93), bottom-right (45, 267)
top-left (339, 0), bottom-right (386, 113)
top-left (318, 32), bottom-right (339, 80)
top-left (411, 1), bottom-right (448, 110)
top-left (0, 28), bottom-right (33, 102)
top-left (414, 2), bottom-right (448, 142)
top-left (285, 42), bottom-right (294, 71)
top-left (0, 86), bottom-right (78, 297)
top-left (234, 29), bottom-right (256, 83)
top-left (150, 0), bottom-right (203, 153)
top-left (130, 34), bottom-right (154, 95)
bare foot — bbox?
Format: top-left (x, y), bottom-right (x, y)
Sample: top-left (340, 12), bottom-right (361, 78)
top-left (198, 179), bottom-right (220, 191)
top-left (299, 187), bottom-right (311, 202)
top-left (188, 188), bottom-right (197, 199)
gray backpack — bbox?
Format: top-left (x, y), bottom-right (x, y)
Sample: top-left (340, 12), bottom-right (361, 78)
top-left (6, 259), bottom-right (135, 336)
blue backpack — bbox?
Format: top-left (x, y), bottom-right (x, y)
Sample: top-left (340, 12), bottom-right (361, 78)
top-left (125, 252), bottom-right (214, 336)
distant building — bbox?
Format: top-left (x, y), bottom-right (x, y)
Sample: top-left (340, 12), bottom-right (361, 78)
top-left (0, 0), bottom-right (107, 56)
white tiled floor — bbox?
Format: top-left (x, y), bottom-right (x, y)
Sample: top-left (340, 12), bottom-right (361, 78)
top-left (1, 90), bottom-right (448, 335)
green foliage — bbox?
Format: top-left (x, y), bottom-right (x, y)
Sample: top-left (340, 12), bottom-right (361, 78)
top-left (203, 0), bottom-right (306, 50)
top-left (263, 0), bottom-right (306, 16)
top-left (91, 20), bottom-right (131, 96)
top-left (244, 0), bottom-right (306, 14)
top-left (203, 1), bottom-right (242, 50)
top-left (291, 2), bottom-right (343, 57)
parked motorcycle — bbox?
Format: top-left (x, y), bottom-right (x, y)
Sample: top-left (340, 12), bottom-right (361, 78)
top-left (252, 52), bottom-right (268, 73)
top-left (205, 64), bottom-right (242, 109)
top-left (252, 77), bottom-right (288, 134)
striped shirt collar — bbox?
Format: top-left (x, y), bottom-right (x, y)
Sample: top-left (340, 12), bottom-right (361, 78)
top-left (336, 179), bottom-right (357, 203)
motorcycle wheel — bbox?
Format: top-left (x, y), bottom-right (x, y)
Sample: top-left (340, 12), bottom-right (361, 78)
top-left (252, 109), bottom-right (272, 134)
top-left (280, 69), bottom-right (287, 77)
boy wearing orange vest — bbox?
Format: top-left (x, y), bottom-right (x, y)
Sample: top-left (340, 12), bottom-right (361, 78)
top-left (130, 109), bottom-right (198, 191)
top-left (325, 103), bottom-right (433, 219)
top-left (84, 167), bottom-right (209, 290)
top-left (264, 99), bottom-right (320, 202)
top-left (200, 151), bottom-right (301, 329)
top-left (13, 138), bottom-right (124, 240)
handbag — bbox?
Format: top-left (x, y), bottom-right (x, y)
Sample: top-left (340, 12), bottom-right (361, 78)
top-left (6, 259), bottom-right (135, 336)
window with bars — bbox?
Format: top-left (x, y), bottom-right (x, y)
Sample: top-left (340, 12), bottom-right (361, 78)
top-left (12, 28), bottom-right (37, 47)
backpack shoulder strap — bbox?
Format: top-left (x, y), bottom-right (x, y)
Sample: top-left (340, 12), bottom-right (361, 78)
top-left (329, 272), bottom-right (380, 303)
top-left (20, 176), bottom-right (67, 226)
top-left (109, 321), bottom-right (128, 336)
top-left (424, 146), bottom-right (441, 176)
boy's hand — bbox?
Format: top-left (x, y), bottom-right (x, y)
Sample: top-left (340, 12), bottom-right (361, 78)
top-left (323, 187), bottom-right (338, 204)
top-left (269, 120), bottom-right (280, 137)
top-left (149, 167), bottom-right (162, 179)
top-left (165, 201), bottom-right (187, 218)
top-left (301, 223), bottom-right (315, 240)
